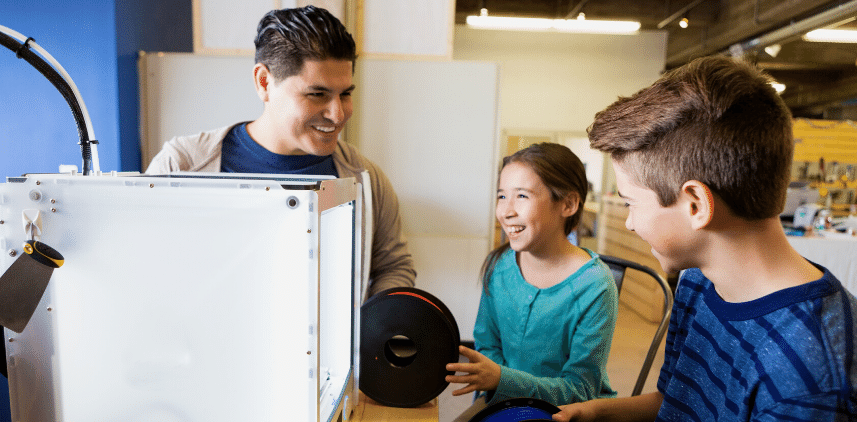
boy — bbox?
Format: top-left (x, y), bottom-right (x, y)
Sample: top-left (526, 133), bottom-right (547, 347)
top-left (554, 56), bottom-right (856, 421)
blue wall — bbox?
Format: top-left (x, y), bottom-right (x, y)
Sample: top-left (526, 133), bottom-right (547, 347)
top-left (0, 0), bottom-right (191, 177)
top-left (0, 1), bottom-right (191, 419)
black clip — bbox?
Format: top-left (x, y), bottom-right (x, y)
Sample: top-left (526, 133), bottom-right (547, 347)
top-left (16, 37), bottom-right (35, 59)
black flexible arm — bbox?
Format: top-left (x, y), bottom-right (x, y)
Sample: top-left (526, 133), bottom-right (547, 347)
top-left (0, 30), bottom-right (95, 175)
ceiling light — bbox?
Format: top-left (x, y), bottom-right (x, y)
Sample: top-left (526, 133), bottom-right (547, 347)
top-left (466, 15), bottom-right (641, 34)
top-left (803, 28), bottom-right (857, 43)
top-left (679, 18), bottom-right (689, 29)
top-left (480, 8), bottom-right (488, 17)
top-left (577, 13), bottom-right (585, 20)
top-left (770, 82), bottom-right (786, 93)
top-left (764, 44), bottom-right (781, 57)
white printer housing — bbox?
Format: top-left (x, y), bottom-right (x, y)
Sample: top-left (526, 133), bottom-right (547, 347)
top-left (0, 173), bottom-right (361, 422)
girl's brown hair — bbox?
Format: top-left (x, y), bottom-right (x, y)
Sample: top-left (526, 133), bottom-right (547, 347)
top-left (480, 143), bottom-right (588, 288)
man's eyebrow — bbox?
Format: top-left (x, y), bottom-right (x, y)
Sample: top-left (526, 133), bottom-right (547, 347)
top-left (308, 84), bottom-right (356, 92)
top-left (617, 190), bottom-right (628, 199)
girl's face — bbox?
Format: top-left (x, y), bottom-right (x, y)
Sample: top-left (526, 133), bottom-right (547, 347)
top-left (496, 162), bottom-right (575, 255)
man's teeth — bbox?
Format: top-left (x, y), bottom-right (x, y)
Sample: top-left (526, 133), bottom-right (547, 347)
top-left (508, 226), bottom-right (524, 234)
top-left (314, 126), bottom-right (335, 133)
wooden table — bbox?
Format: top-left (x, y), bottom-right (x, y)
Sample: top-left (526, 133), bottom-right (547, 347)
top-left (350, 393), bottom-right (439, 422)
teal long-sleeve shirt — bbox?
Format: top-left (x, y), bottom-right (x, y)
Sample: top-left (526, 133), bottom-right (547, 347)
top-left (474, 247), bottom-right (618, 406)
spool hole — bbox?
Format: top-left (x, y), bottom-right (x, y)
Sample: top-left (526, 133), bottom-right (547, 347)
top-left (384, 335), bottom-right (417, 367)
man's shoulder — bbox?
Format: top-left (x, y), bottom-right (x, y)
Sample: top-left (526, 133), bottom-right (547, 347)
top-left (333, 140), bottom-right (385, 177)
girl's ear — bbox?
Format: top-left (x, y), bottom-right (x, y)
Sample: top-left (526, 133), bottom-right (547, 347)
top-left (681, 180), bottom-right (714, 230)
top-left (560, 192), bottom-right (580, 218)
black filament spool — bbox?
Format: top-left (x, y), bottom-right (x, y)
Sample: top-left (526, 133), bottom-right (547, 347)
top-left (359, 287), bottom-right (460, 407)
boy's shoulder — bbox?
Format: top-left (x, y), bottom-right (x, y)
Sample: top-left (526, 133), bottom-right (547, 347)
top-left (676, 266), bottom-right (852, 323)
top-left (661, 267), bottom-right (857, 419)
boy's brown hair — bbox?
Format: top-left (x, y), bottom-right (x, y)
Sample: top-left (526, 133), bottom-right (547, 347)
top-left (588, 55), bottom-right (793, 220)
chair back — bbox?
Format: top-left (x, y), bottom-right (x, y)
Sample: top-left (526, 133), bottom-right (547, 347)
top-left (598, 254), bottom-right (674, 396)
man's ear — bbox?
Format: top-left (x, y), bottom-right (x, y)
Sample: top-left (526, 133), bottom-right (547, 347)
top-left (253, 63), bottom-right (272, 102)
top-left (681, 180), bottom-right (714, 230)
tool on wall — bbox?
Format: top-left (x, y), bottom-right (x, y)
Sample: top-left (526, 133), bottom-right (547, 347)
top-left (0, 210), bottom-right (64, 333)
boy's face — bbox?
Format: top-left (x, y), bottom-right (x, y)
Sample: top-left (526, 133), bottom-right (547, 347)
top-left (612, 159), bottom-right (695, 273)
top-left (264, 59), bottom-right (355, 156)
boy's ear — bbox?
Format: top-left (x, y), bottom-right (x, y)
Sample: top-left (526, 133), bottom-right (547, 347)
top-left (681, 180), bottom-right (714, 230)
top-left (253, 63), bottom-right (272, 102)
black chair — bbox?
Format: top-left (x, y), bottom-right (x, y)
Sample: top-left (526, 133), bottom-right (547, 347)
top-left (599, 254), bottom-right (673, 396)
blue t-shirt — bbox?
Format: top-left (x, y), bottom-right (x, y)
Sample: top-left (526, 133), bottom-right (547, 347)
top-left (220, 123), bottom-right (338, 177)
top-left (657, 266), bottom-right (857, 421)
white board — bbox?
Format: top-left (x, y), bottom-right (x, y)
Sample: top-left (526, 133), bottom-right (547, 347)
top-left (138, 52), bottom-right (262, 169)
top-left (356, 59), bottom-right (500, 341)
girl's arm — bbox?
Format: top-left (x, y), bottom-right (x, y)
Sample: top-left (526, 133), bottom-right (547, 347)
top-left (473, 288), bottom-right (504, 365)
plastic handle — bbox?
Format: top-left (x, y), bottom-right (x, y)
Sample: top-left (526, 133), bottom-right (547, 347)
top-left (23, 240), bottom-right (64, 268)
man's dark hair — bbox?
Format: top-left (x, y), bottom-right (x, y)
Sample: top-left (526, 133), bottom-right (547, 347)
top-left (254, 6), bottom-right (357, 80)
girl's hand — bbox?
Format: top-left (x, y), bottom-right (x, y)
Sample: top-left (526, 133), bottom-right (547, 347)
top-left (444, 345), bottom-right (502, 396)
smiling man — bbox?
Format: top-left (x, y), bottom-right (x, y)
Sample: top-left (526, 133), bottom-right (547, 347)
top-left (146, 6), bottom-right (415, 298)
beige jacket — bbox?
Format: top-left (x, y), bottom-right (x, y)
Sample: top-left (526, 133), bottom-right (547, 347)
top-left (145, 124), bottom-right (416, 298)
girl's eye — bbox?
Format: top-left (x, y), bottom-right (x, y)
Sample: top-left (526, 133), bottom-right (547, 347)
top-left (497, 194), bottom-right (506, 200)
top-left (517, 194), bottom-right (528, 199)
top-left (623, 202), bottom-right (630, 208)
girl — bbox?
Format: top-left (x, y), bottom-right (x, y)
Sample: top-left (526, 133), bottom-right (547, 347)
top-left (447, 143), bottom-right (618, 421)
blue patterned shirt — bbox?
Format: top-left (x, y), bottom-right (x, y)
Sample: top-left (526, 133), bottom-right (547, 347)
top-left (475, 247), bottom-right (618, 406)
top-left (657, 266), bottom-right (857, 421)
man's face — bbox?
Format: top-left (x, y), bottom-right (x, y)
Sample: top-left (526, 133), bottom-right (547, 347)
top-left (265, 59), bottom-right (354, 156)
top-left (612, 159), bottom-right (695, 273)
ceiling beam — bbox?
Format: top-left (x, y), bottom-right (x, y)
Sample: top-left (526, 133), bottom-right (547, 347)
top-left (666, 0), bottom-right (848, 67)
top-left (784, 73), bottom-right (857, 111)
top-left (565, 0), bottom-right (592, 19)
top-left (657, 0), bottom-right (707, 29)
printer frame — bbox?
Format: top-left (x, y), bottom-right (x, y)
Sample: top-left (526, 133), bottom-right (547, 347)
top-left (0, 172), bottom-right (361, 422)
